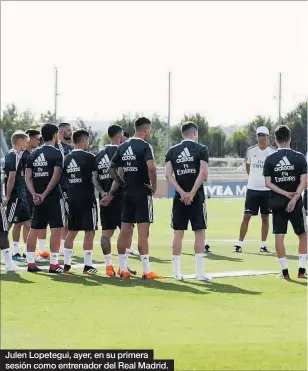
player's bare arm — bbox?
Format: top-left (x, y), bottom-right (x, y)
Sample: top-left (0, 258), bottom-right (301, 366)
top-left (39, 166), bottom-right (62, 202)
top-left (147, 159), bottom-right (157, 194)
top-left (245, 162), bottom-right (250, 175)
top-left (92, 171), bottom-right (105, 198)
top-left (264, 176), bottom-right (294, 199)
top-left (183, 160), bottom-right (208, 205)
top-left (165, 161), bottom-right (186, 197)
top-left (5, 170), bottom-right (16, 204)
top-left (102, 167), bottom-right (124, 206)
top-left (286, 173), bottom-right (308, 213)
top-left (245, 149), bottom-right (251, 175)
top-left (25, 168), bottom-right (36, 198)
top-left (108, 161), bottom-right (125, 187)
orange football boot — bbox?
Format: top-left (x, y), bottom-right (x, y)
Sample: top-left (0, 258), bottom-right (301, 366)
top-left (142, 272), bottom-right (163, 280)
top-left (106, 265), bottom-right (116, 277)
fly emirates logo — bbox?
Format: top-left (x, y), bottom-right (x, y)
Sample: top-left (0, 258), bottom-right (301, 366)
top-left (274, 156), bottom-right (295, 182)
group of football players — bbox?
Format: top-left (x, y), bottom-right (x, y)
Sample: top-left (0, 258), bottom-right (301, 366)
top-left (1, 118), bottom-right (307, 280)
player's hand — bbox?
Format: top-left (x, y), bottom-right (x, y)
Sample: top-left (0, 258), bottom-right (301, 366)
top-left (100, 193), bottom-right (113, 206)
top-left (286, 196), bottom-right (297, 213)
top-left (181, 192), bottom-right (194, 205)
top-left (33, 194), bottom-right (44, 205)
top-left (284, 191), bottom-right (295, 200)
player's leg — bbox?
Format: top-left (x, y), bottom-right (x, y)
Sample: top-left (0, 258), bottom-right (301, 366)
top-left (191, 197), bottom-right (210, 281)
top-left (100, 202), bottom-right (117, 276)
top-left (81, 200), bottom-right (98, 275)
top-left (48, 197), bottom-right (65, 273)
top-left (117, 193), bottom-right (136, 278)
top-left (234, 190), bottom-right (257, 252)
top-left (9, 199), bottom-right (31, 261)
top-left (60, 193), bottom-right (69, 254)
top-left (260, 215), bottom-right (269, 252)
top-left (259, 191), bottom-right (271, 252)
top-left (83, 230), bottom-right (97, 275)
top-left (136, 194), bottom-right (161, 279)
top-left (101, 230), bottom-right (115, 276)
top-left (11, 223), bottom-right (23, 260)
top-left (117, 223), bottom-right (134, 278)
top-left (63, 199), bottom-right (78, 274)
top-left (0, 204), bottom-right (21, 271)
top-left (171, 197), bottom-right (188, 280)
top-left (272, 211), bottom-right (290, 279)
top-left (63, 231), bottom-right (78, 274)
top-left (290, 205), bottom-right (307, 278)
top-left (36, 228), bottom-right (49, 258)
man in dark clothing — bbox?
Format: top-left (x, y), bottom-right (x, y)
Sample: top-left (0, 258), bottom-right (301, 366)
top-left (263, 125), bottom-right (307, 280)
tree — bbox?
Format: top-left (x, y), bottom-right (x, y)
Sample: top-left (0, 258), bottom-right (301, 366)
top-left (231, 129), bottom-right (249, 157)
top-left (0, 104), bottom-right (37, 147)
top-left (171, 113), bottom-right (210, 146)
top-left (283, 101), bottom-right (307, 154)
top-left (207, 126), bottom-right (227, 157)
top-left (76, 118), bottom-right (100, 153)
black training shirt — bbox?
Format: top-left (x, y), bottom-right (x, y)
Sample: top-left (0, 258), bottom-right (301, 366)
top-left (110, 138), bottom-right (154, 194)
top-left (4, 149), bottom-right (27, 200)
top-left (95, 145), bottom-right (121, 197)
top-left (26, 145), bottom-right (63, 197)
top-left (63, 149), bottom-right (96, 201)
top-left (165, 140), bottom-right (209, 200)
top-left (263, 148), bottom-right (307, 209)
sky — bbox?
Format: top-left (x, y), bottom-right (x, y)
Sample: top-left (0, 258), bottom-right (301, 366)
top-left (1, 1), bottom-right (308, 127)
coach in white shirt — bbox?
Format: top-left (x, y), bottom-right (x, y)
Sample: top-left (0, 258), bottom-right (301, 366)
top-left (233, 126), bottom-right (276, 253)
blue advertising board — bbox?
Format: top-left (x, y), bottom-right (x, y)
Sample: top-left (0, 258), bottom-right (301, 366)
top-left (168, 181), bottom-right (247, 198)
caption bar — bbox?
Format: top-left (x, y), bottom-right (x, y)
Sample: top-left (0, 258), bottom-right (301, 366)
top-left (0, 350), bottom-right (174, 371)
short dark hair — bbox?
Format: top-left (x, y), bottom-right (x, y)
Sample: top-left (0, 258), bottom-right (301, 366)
top-left (181, 121), bottom-right (198, 135)
top-left (274, 125), bottom-right (291, 143)
top-left (25, 129), bottom-right (40, 138)
top-left (123, 131), bottom-right (130, 139)
top-left (73, 129), bottom-right (90, 144)
top-left (41, 124), bottom-right (59, 142)
top-left (108, 124), bottom-right (123, 138)
top-left (134, 117), bottom-right (151, 131)
top-left (58, 122), bottom-right (71, 129)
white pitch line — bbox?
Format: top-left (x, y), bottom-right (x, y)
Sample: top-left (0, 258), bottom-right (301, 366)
top-left (0, 263), bottom-right (278, 278)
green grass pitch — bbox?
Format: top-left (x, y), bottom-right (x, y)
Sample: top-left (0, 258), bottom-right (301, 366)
top-left (1, 199), bottom-right (307, 370)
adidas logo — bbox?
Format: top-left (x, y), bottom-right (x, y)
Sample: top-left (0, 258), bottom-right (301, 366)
top-left (176, 147), bottom-right (194, 163)
top-left (67, 159), bottom-right (80, 173)
top-left (122, 146), bottom-right (136, 161)
top-left (274, 156), bottom-right (294, 171)
top-left (33, 153), bottom-right (47, 167)
top-left (98, 154), bottom-right (110, 169)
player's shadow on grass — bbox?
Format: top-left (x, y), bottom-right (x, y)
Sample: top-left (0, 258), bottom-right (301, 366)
top-left (38, 272), bottom-right (209, 294)
top-left (0, 272), bottom-right (35, 284)
top-left (182, 252), bottom-right (243, 262)
top-left (244, 252), bottom-right (298, 261)
top-left (65, 256), bottom-right (102, 265)
top-left (128, 255), bottom-right (171, 264)
top-left (189, 280), bottom-right (262, 296)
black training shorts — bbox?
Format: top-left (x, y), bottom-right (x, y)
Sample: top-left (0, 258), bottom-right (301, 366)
top-left (272, 199), bottom-right (306, 235)
top-left (100, 196), bottom-right (122, 231)
top-left (6, 197), bottom-right (31, 224)
top-left (31, 194), bottom-right (65, 230)
top-left (171, 194), bottom-right (207, 231)
top-left (68, 197), bottom-right (98, 231)
top-left (122, 191), bottom-right (153, 224)
top-left (244, 190), bottom-right (271, 216)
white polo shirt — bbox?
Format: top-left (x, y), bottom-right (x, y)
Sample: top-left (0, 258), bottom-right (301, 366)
top-left (246, 145), bottom-right (276, 191)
